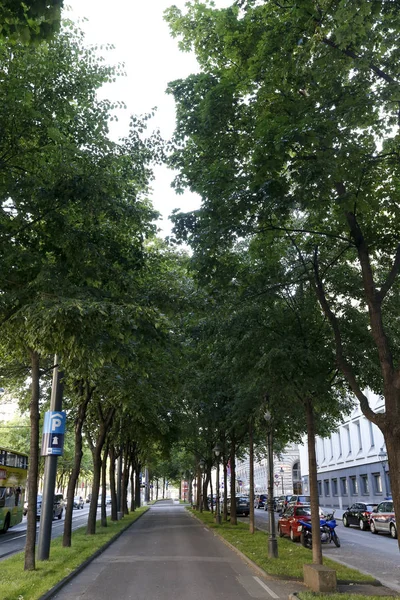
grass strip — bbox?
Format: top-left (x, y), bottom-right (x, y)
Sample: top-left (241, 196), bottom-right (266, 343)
top-left (0, 506), bottom-right (149, 600)
top-left (189, 509), bottom-right (375, 583)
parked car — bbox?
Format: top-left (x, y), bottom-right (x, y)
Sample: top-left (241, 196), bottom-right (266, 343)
top-left (254, 494), bottom-right (268, 509)
top-left (73, 495), bottom-right (84, 509)
top-left (287, 494), bottom-right (311, 507)
top-left (227, 496), bottom-right (250, 517)
top-left (275, 495), bottom-right (292, 512)
top-left (370, 500), bottom-right (397, 538)
top-left (264, 496), bottom-right (278, 511)
top-left (86, 493), bottom-right (92, 503)
top-left (342, 502), bottom-right (377, 530)
top-left (278, 505), bottom-right (313, 541)
top-left (36, 493), bottom-right (64, 520)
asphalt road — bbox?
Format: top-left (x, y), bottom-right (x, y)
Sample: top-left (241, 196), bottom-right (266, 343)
top-left (52, 500), bottom-right (305, 600)
top-left (0, 504), bottom-right (102, 560)
top-left (252, 507), bottom-right (400, 593)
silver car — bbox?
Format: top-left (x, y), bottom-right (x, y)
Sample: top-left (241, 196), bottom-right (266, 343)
top-left (370, 500), bottom-right (397, 538)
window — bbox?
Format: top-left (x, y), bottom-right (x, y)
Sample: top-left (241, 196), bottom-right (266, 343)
top-left (332, 478), bottom-right (338, 496)
top-left (324, 480), bottom-right (330, 496)
top-left (340, 477), bottom-right (348, 495)
top-left (320, 438), bottom-right (326, 463)
top-left (372, 473), bottom-right (382, 494)
top-left (329, 437), bottom-right (334, 461)
top-left (317, 480), bottom-right (322, 496)
top-left (344, 425), bottom-right (352, 455)
top-left (360, 474), bottom-right (369, 495)
top-left (337, 431), bottom-right (343, 458)
top-left (350, 476), bottom-right (358, 495)
top-left (292, 461), bottom-right (301, 481)
top-left (354, 421), bottom-right (362, 452)
top-left (368, 420), bottom-right (375, 449)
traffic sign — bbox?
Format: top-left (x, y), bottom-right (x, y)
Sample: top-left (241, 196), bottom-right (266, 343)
top-left (41, 411), bottom-right (66, 456)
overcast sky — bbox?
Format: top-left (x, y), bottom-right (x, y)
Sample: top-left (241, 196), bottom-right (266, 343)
top-left (66, 0), bottom-right (229, 236)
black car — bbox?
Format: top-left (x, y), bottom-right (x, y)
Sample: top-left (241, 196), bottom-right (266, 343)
top-left (342, 502), bottom-right (377, 530)
top-left (254, 494), bottom-right (267, 509)
top-left (227, 496), bottom-right (250, 517)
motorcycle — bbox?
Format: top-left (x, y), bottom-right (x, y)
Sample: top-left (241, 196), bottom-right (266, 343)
top-left (298, 511), bottom-right (340, 549)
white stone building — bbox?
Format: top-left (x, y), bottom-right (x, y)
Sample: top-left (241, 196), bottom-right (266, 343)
top-left (235, 442), bottom-right (301, 496)
top-left (299, 390), bottom-right (390, 509)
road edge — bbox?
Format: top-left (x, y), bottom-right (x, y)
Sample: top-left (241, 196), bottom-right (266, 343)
top-left (38, 507), bottom-right (149, 600)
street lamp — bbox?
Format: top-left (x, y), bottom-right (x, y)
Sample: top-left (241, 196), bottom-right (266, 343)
top-left (264, 408), bottom-right (278, 558)
top-left (213, 443), bottom-right (221, 525)
top-left (279, 466), bottom-right (284, 495)
top-left (199, 459), bottom-right (205, 512)
top-left (378, 447), bottom-right (389, 497)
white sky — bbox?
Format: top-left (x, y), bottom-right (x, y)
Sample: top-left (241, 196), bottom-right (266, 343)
top-left (66, 0), bottom-right (229, 237)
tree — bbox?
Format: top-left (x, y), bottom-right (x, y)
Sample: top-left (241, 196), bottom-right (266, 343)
top-left (0, 1), bottom-right (63, 43)
top-left (165, 0), bottom-right (400, 551)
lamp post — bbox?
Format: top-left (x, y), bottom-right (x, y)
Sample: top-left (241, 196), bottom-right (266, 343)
top-left (378, 447), bottom-right (389, 497)
top-left (279, 467), bottom-right (284, 495)
top-left (199, 459), bottom-right (205, 512)
top-left (264, 409), bottom-right (278, 558)
top-left (213, 443), bottom-right (221, 524)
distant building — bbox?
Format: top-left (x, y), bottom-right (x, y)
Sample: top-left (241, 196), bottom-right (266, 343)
top-left (299, 390), bottom-right (390, 508)
top-left (235, 442), bottom-right (301, 496)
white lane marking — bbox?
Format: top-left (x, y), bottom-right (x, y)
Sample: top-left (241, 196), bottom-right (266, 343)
top-left (254, 576), bottom-right (279, 598)
top-left (2, 534), bottom-right (26, 543)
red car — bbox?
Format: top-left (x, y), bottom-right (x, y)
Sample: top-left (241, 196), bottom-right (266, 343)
top-left (278, 505), bottom-right (313, 541)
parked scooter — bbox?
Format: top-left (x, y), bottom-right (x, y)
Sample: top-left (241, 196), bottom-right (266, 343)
top-left (298, 511), bottom-right (340, 549)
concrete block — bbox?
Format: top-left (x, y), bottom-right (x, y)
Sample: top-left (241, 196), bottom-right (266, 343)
top-left (303, 563), bottom-right (337, 592)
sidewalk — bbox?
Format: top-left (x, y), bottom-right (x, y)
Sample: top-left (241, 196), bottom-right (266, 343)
top-left (48, 501), bottom-right (307, 600)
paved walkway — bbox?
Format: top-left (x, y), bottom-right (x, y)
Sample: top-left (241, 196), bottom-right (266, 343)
top-left (51, 501), bottom-right (306, 600)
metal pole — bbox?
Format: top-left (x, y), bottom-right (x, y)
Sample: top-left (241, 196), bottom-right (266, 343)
top-left (216, 457), bottom-right (221, 524)
top-left (267, 427), bottom-right (278, 558)
top-left (281, 475), bottom-right (284, 495)
top-left (38, 355), bottom-right (63, 561)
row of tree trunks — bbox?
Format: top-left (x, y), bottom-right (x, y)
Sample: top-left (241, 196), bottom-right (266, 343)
top-left (63, 381), bottom-right (93, 547)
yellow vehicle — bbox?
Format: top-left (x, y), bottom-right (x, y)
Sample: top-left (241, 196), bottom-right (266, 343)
top-left (0, 447), bottom-right (28, 533)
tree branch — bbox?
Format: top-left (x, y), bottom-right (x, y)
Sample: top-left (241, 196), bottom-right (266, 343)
top-left (377, 244), bottom-right (400, 303)
top-left (312, 245), bottom-right (380, 425)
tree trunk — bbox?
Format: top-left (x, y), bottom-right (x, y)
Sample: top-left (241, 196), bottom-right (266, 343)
top-left (306, 399), bottom-right (323, 565)
top-left (100, 441), bottom-right (109, 527)
top-left (197, 468), bottom-right (202, 510)
top-left (122, 447), bottom-right (129, 515)
top-left (249, 420), bottom-right (255, 534)
top-left (24, 350), bottom-right (40, 571)
top-left (135, 464), bottom-right (141, 508)
top-left (203, 471), bottom-right (210, 511)
top-left (85, 404), bottom-right (115, 534)
top-left (382, 426), bottom-right (400, 551)
top-left (63, 381), bottom-right (92, 547)
top-left (87, 448), bottom-right (102, 535)
top-left (109, 444), bottom-right (118, 521)
top-left (130, 462), bottom-right (135, 511)
top-left (229, 434), bottom-right (237, 525)
top-left (223, 456), bottom-right (228, 521)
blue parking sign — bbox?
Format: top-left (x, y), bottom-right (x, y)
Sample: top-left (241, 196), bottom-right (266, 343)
top-left (41, 411), bottom-right (66, 456)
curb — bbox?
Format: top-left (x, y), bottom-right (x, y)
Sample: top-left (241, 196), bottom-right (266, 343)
top-left (188, 509), bottom-right (297, 583)
top-left (38, 507), bottom-right (149, 600)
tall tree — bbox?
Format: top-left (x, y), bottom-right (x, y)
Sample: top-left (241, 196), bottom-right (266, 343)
top-left (165, 0), bottom-right (400, 551)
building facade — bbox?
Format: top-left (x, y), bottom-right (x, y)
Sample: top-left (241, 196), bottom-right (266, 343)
top-left (299, 390), bottom-right (390, 509)
top-left (235, 442), bottom-right (301, 496)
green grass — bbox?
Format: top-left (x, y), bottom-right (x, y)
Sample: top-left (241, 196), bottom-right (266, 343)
top-left (189, 509), bottom-right (375, 583)
top-left (0, 507), bottom-right (148, 600)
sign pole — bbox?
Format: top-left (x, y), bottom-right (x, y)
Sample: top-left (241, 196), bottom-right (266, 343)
top-left (38, 355), bottom-right (64, 561)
